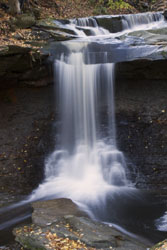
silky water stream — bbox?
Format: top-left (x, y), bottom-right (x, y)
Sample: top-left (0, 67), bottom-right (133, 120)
top-left (1, 12), bottom-right (167, 247)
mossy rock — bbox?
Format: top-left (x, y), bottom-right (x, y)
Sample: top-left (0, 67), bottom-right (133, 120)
top-left (35, 18), bottom-right (57, 29)
top-left (11, 14), bottom-right (36, 29)
top-left (36, 19), bottom-right (76, 36)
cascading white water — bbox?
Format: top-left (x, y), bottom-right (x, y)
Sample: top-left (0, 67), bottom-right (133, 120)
top-left (71, 17), bottom-right (110, 36)
top-left (31, 48), bottom-right (128, 206)
top-left (122, 12), bottom-right (164, 29)
top-left (118, 12), bottom-right (167, 36)
top-left (54, 17), bottom-right (109, 37)
top-left (73, 17), bottom-right (98, 27)
top-left (30, 10), bottom-right (167, 216)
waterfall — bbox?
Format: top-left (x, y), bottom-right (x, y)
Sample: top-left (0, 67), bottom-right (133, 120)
top-left (30, 10), bottom-right (167, 216)
top-left (31, 46), bottom-right (128, 206)
top-left (1, 11), bottom-right (167, 239)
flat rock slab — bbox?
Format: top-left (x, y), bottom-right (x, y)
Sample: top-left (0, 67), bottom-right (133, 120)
top-left (14, 198), bottom-right (147, 249)
top-left (14, 214), bottom-right (147, 249)
top-left (32, 198), bottom-right (86, 227)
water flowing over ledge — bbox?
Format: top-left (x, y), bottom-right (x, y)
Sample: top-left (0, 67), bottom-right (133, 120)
top-left (48, 11), bottom-right (167, 65)
top-left (31, 52), bottom-right (129, 204)
top-left (55, 11), bottom-right (165, 36)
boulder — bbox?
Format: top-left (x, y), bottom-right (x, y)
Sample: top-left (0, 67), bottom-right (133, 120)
top-left (14, 215), bottom-right (147, 249)
top-left (11, 14), bottom-right (36, 29)
top-left (95, 15), bottom-right (123, 33)
top-left (31, 198), bottom-right (86, 227)
top-left (163, 10), bottom-right (167, 20)
top-left (34, 19), bottom-right (77, 41)
top-left (13, 198), bottom-right (148, 249)
top-left (36, 19), bottom-right (76, 35)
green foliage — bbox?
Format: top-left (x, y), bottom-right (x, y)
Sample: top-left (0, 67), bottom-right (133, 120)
top-left (93, 6), bottom-right (108, 15)
top-left (108, 0), bottom-right (132, 10)
top-left (89, 0), bottom-right (132, 14)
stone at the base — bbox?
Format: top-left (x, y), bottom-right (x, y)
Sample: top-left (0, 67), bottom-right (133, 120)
top-left (14, 198), bottom-right (147, 250)
top-left (32, 198), bottom-right (86, 227)
top-left (151, 239), bottom-right (167, 250)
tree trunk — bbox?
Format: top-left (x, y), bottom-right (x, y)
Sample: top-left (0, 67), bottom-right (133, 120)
top-left (8, 0), bottom-right (21, 14)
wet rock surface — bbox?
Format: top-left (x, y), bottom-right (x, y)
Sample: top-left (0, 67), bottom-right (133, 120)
top-left (0, 85), bottom-right (55, 194)
top-left (34, 19), bottom-right (78, 40)
top-left (13, 198), bottom-right (147, 250)
top-left (32, 198), bottom-right (86, 227)
top-left (0, 45), bottom-right (51, 89)
top-left (95, 15), bottom-right (123, 33)
top-left (126, 28), bottom-right (167, 46)
top-left (115, 62), bottom-right (167, 193)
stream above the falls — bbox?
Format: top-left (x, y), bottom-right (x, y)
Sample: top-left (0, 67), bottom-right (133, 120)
top-left (0, 11), bottom-right (167, 248)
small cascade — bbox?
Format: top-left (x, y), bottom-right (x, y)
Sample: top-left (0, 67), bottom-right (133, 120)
top-left (55, 16), bottom-right (109, 37)
top-left (54, 12), bottom-right (166, 39)
top-left (122, 12), bottom-right (164, 30)
top-left (73, 17), bottom-right (98, 27)
top-left (74, 17), bottom-right (109, 36)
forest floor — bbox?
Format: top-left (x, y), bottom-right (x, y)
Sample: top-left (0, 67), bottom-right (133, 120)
top-left (0, 0), bottom-right (137, 48)
top-left (0, 0), bottom-right (166, 48)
